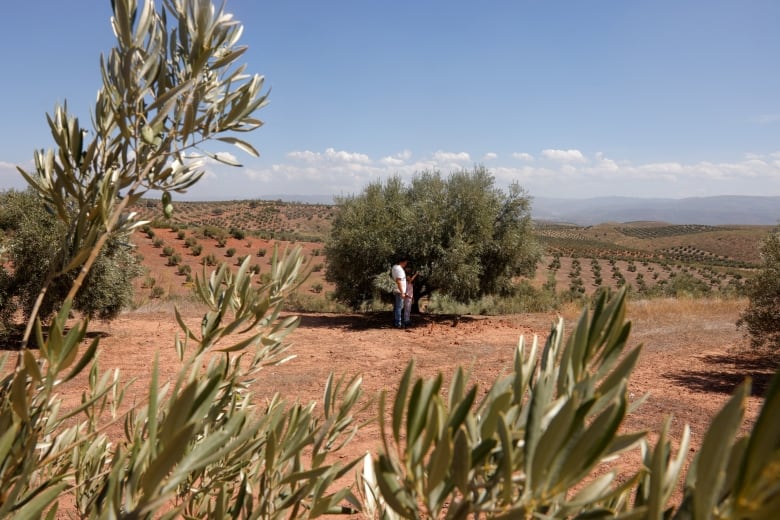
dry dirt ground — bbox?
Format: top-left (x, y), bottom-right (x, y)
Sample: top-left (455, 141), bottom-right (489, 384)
top-left (48, 296), bottom-right (776, 512)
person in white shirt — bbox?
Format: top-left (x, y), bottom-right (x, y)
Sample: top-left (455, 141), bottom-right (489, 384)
top-left (391, 257), bottom-right (409, 328)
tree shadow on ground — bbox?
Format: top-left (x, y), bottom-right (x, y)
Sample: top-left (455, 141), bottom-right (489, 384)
top-left (0, 325), bottom-right (24, 350)
top-left (297, 312), bottom-right (479, 331)
top-left (664, 352), bottom-right (778, 398)
top-left (0, 325), bottom-right (110, 351)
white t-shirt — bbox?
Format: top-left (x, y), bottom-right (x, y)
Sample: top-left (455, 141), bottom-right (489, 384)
top-left (391, 264), bottom-right (406, 294)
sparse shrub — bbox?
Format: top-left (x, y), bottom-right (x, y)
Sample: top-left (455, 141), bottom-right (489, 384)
top-left (190, 243), bottom-right (203, 256)
top-left (229, 227), bottom-right (246, 240)
top-left (311, 282), bottom-right (323, 293)
top-left (226, 247), bottom-right (236, 257)
top-left (162, 246), bottom-right (175, 257)
top-left (152, 237), bottom-right (164, 248)
top-left (150, 285), bottom-right (165, 298)
top-left (656, 272), bottom-right (711, 298)
top-left (257, 247), bottom-right (267, 257)
top-left (166, 252), bottom-right (182, 266)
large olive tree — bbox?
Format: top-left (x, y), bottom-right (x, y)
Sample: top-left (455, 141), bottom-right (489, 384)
top-left (324, 166), bottom-right (542, 309)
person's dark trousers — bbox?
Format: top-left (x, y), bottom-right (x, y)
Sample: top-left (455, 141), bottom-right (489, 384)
top-left (393, 292), bottom-right (403, 327)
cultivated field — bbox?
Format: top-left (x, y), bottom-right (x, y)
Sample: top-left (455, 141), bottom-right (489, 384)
top-left (129, 199), bottom-right (771, 306)
top-left (123, 200), bottom-right (777, 497)
top-left (3, 198), bottom-right (777, 512)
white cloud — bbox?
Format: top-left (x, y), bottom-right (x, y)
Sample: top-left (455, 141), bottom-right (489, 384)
top-left (212, 151), bottom-right (240, 165)
top-left (593, 152), bottom-right (619, 172)
top-left (288, 147), bottom-right (371, 164)
top-left (13, 146), bottom-right (774, 201)
top-left (381, 156), bottom-right (405, 166)
top-left (324, 147), bottom-right (371, 163)
top-left (433, 151), bottom-right (470, 163)
top-left (638, 162), bottom-right (684, 174)
top-left (380, 149), bottom-right (413, 166)
top-left (287, 150), bottom-right (320, 162)
top-left (541, 149), bottom-right (586, 163)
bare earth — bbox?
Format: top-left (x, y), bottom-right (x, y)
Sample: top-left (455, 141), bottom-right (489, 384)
top-left (52, 297), bottom-right (775, 509)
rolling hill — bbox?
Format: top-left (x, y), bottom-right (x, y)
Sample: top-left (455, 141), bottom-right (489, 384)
top-left (532, 195), bottom-right (780, 225)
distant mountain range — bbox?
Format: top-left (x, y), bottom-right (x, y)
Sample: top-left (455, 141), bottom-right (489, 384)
top-left (262, 193), bottom-right (779, 226)
top-left (531, 196), bottom-right (780, 226)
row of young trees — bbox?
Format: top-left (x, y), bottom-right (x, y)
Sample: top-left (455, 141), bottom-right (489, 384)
top-left (0, 0), bottom-right (778, 517)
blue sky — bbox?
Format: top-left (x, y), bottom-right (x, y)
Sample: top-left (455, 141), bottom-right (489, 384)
top-left (1, 1), bottom-right (779, 201)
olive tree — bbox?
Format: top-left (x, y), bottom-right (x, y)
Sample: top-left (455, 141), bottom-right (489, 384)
top-left (0, 189), bottom-right (142, 329)
top-left (324, 166), bottom-right (542, 309)
top-left (738, 229), bottom-right (780, 350)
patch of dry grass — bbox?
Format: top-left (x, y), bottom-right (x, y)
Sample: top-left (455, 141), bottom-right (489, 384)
top-left (627, 296), bottom-right (747, 323)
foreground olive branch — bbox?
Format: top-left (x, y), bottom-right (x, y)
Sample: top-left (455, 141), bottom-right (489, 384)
top-left (359, 288), bottom-right (779, 519)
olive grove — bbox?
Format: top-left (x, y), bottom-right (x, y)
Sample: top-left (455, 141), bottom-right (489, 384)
top-left (0, 0), bottom-right (777, 518)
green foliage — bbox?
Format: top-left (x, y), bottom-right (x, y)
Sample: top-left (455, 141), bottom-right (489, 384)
top-left (325, 167), bottom-right (541, 309)
top-left (2, 249), bottom-right (364, 518)
top-left (361, 288), bottom-right (780, 519)
top-left (0, 189), bottom-right (142, 324)
top-left (738, 230), bottom-right (780, 349)
top-left (426, 280), bottom-right (558, 315)
top-left (229, 227), bottom-right (246, 240)
top-left (1, 1), bottom-right (363, 516)
top-left (15, 0), bottom-right (268, 343)
top-left (653, 271), bottom-right (712, 298)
